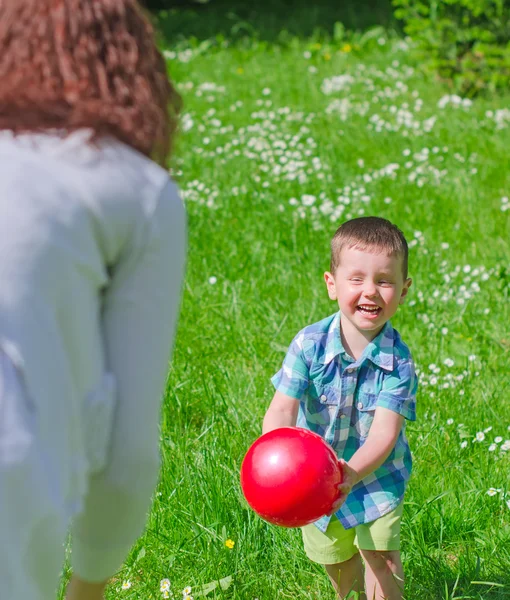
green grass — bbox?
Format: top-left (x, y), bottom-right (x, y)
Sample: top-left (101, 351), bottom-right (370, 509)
top-left (68, 4), bottom-right (510, 599)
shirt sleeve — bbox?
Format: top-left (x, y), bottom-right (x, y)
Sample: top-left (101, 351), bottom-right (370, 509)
top-left (70, 179), bottom-right (186, 582)
top-left (376, 359), bottom-right (417, 421)
top-left (271, 332), bottom-right (310, 400)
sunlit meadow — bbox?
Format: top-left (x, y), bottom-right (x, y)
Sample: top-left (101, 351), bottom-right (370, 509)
top-left (64, 3), bottom-right (509, 599)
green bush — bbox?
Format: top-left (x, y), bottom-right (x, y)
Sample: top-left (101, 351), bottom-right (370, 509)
top-left (393, 0), bottom-right (510, 95)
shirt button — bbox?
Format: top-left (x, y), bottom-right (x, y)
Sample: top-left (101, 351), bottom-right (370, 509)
top-left (340, 413), bottom-right (346, 418)
top-left (346, 367), bottom-right (355, 373)
top-left (320, 394), bottom-right (327, 403)
top-left (357, 402), bottom-right (363, 409)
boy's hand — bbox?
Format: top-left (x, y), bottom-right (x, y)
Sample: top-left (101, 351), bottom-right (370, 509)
top-left (327, 459), bottom-right (360, 515)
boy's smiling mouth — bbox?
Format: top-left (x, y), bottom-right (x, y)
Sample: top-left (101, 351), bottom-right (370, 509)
top-left (357, 304), bottom-right (382, 317)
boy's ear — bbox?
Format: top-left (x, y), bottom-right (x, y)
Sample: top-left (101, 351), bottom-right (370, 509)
top-left (324, 271), bottom-right (337, 300)
top-left (399, 278), bottom-right (412, 304)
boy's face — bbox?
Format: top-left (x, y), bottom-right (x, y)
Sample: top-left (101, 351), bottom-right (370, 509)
top-left (324, 246), bottom-right (412, 338)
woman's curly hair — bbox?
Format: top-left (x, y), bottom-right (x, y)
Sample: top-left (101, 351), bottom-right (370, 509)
top-left (0, 0), bottom-right (181, 165)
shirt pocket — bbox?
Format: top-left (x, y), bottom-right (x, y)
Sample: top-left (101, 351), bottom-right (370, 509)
top-left (82, 373), bottom-right (117, 474)
top-left (356, 391), bottom-right (378, 439)
top-left (305, 382), bottom-right (343, 427)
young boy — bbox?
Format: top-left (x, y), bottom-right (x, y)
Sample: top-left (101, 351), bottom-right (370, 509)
top-left (263, 217), bottom-right (417, 600)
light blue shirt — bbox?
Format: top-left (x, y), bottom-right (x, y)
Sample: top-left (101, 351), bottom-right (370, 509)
top-left (272, 312), bottom-right (417, 530)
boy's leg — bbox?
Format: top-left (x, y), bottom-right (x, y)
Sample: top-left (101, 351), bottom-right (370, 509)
top-left (325, 554), bottom-right (365, 598)
top-left (355, 503), bottom-right (405, 600)
top-left (359, 550), bottom-right (403, 600)
top-left (302, 517), bottom-right (365, 598)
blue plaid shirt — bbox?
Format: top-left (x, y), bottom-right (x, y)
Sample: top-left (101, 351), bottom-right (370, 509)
top-left (271, 312), bottom-right (417, 531)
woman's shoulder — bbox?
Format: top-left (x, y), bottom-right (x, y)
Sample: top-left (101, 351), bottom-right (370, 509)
top-left (0, 129), bottom-right (176, 212)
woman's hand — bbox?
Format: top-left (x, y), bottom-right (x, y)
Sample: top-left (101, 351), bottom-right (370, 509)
top-left (327, 459), bottom-right (360, 515)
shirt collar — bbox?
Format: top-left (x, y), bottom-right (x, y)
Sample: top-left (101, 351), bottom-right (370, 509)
top-left (322, 312), bottom-right (395, 371)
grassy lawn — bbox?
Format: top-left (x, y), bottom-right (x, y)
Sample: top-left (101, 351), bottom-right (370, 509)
top-left (74, 2), bottom-right (510, 598)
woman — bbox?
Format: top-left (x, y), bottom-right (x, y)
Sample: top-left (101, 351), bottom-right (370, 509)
top-left (0, 2), bottom-right (186, 599)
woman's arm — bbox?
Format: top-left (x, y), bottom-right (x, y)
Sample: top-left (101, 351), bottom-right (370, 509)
top-left (70, 180), bottom-right (186, 583)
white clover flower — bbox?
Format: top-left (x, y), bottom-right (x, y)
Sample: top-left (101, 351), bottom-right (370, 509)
top-left (447, 418), bottom-right (454, 425)
top-left (501, 441), bottom-right (510, 451)
top-left (301, 194), bottom-right (316, 206)
top-left (484, 426), bottom-right (493, 433)
top-left (208, 276), bottom-right (217, 285)
top-left (488, 444), bottom-right (497, 452)
top-left (468, 354), bottom-right (476, 362)
top-left (475, 432), bottom-right (485, 442)
top-left (460, 441), bottom-right (468, 449)
top-left (507, 499), bottom-right (510, 510)
top-left (444, 358), bottom-right (454, 367)
top-left (303, 51), bottom-right (312, 59)
top-left (441, 328), bottom-right (448, 335)
top-left (181, 114), bottom-right (194, 132)
top-left (321, 74), bottom-right (355, 95)
top-left (494, 436), bottom-right (503, 444)
top-left (487, 488), bottom-right (498, 496)
top-left (262, 88), bottom-right (271, 96)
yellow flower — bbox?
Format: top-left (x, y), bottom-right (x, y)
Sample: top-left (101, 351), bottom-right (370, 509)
top-left (236, 67), bottom-right (244, 75)
top-left (312, 43), bottom-right (322, 50)
top-left (340, 43), bottom-right (352, 53)
top-left (225, 539), bottom-right (235, 549)
top-left (162, 591), bottom-right (170, 599)
top-left (324, 53), bottom-right (331, 61)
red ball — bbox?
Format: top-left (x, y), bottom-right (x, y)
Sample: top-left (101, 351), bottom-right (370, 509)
top-left (240, 427), bottom-right (343, 528)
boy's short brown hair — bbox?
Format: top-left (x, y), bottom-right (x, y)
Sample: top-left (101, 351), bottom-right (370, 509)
top-left (330, 217), bottom-right (409, 279)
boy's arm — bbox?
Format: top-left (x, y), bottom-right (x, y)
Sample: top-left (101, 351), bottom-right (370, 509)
top-left (332, 408), bottom-right (404, 511)
top-left (347, 407), bottom-right (404, 480)
top-left (338, 355), bottom-right (417, 497)
top-left (262, 390), bottom-right (300, 434)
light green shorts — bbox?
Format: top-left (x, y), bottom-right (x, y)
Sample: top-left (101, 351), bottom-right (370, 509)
top-left (301, 502), bottom-right (404, 565)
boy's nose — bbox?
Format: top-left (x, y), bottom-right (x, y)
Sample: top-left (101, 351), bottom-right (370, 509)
top-left (364, 286), bottom-right (378, 298)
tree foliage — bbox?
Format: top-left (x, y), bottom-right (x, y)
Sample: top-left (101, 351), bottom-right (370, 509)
top-left (393, 0), bottom-right (510, 95)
